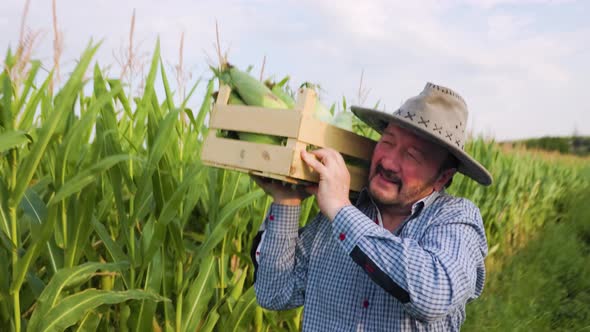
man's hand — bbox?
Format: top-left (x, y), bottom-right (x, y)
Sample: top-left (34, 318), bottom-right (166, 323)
top-left (301, 148), bottom-right (352, 220)
top-left (250, 175), bottom-right (312, 206)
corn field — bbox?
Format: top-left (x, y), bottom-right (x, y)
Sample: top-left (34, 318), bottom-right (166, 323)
top-left (0, 42), bottom-right (588, 331)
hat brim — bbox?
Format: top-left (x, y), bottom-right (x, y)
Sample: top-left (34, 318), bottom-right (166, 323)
top-left (351, 106), bottom-right (493, 186)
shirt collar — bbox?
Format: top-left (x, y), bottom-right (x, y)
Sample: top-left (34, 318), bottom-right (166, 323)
top-left (356, 187), bottom-right (442, 220)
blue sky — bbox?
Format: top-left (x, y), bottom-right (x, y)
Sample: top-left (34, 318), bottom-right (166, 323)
top-left (1, 0), bottom-right (589, 140)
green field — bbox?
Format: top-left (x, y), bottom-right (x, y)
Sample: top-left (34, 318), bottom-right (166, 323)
top-left (1, 42), bottom-right (589, 331)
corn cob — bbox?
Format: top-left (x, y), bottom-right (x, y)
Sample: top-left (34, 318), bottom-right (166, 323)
top-left (229, 67), bottom-right (288, 109)
top-left (228, 91), bottom-right (246, 105)
top-left (314, 101), bottom-right (333, 123)
top-left (265, 77), bottom-right (297, 109)
top-left (226, 67), bottom-right (285, 145)
top-left (271, 85), bottom-right (296, 109)
top-left (332, 111), bottom-right (353, 131)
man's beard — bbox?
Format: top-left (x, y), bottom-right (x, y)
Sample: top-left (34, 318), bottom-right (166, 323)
top-left (369, 164), bottom-right (437, 209)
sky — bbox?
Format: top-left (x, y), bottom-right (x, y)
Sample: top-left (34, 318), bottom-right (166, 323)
top-left (1, 0), bottom-right (589, 141)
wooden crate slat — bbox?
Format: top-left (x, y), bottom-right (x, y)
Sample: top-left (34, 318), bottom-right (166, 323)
top-left (210, 105), bottom-right (302, 138)
top-left (348, 164), bottom-right (370, 192)
top-left (287, 146), bottom-right (319, 182)
top-left (294, 88), bottom-right (317, 115)
top-left (287, 151), bottom-right (369, 192)
top-left (201, 134), bottom-right (294, 175)
top-left (217, 85), bottom-right (231, 104)
top-left (298, 114), bottom-right (375, 160)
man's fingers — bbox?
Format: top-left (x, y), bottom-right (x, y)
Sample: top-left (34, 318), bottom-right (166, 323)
top-left (301, 150), bottom-right (327, 173)
top-left (307, 148), bottom-right (345, 167)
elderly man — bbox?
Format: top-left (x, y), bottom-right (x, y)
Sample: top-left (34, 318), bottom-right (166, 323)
top-left (252, 83), bottom-right (492, 331)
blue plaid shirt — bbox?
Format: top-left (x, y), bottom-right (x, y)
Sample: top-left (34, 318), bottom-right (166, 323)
top-left (253, 189), bottom-right (488, 331)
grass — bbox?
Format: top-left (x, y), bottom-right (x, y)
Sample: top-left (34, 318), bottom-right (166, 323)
top-left (464, 187), bottom-right (590, 331)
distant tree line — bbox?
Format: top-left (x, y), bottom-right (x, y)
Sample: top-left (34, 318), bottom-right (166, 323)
top-left (509, 136), bottom-right (590, 156)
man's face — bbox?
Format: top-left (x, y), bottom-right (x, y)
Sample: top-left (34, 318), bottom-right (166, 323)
top-left (368, 123), bottom-right (449, 209)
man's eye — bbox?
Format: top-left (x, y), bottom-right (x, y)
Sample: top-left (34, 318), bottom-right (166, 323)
top-left (407, 152), bottom-right (420, 162)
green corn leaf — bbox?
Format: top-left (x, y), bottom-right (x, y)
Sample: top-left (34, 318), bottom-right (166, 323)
top-left (180, 77), bottom-right (201, 113)
top-left (107, 79), bottom-right (132, 118)
top-left (91, 220), bottom-right (130, 287)
top-left (0, 130), bottom-right (30, 153)
top-left (1, 64), bottom-right (13, 129)
top-left (229, 267), bottom-right (249, 302)
top-left (0, 228), bottom-right (13, 253)
top-left (60, 77), bottom-right (121, 166)
top-left (140, 216), bottom-right (166, 267)
top-left (181, 256), bottom-right (217, 332)
top-left (18, 71), bottom-right (53, 130)
top-left (141, 169), bottom-right (198, 265)
top-left (0, 178), bottom-right (10, 238)
top-left (49, 154), bottom-right (131, 205)
top-left (159, 60), bottom-right (175, 114)
top-left (20, 188), bottom-right (61, 273)
top-left (11, 42), bottom-right (100, 209)
top-left (37, 289), bottom-right (165, 332)
top-left (27, 262), bottom-right (128, 331)
top-left (167, 221), bottom-right (185, 261)
top-left (10, 204), bottom-right (58, 296)
top-left (133, 250), bottom-right (164, 332)
top-left (140, 39), bottom-right (160, 111)
top-left (64, 185), bottom-right (97, 268)
top-left (158, 168), bottom-right (198, 226)
top-left (199, 308), bottom-right (220, 332)
top-left (159, 247), bottom-right (174, 332)
top-left (194, 79), bottom-right (214, 134)
top-left (196, 189), bottom-right (264, 261)
top-left (229, 286), bottom-right (257, 332)
top-left (73, 310), bottom-right (102, 332)
top-left (15, 60), bottom-right (42, 114)
top-left (94, 64), bottom-right (135, 203)
top-left (133, 108), bottom-right (179, 221)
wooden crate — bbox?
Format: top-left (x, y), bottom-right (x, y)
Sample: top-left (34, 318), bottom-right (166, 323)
top-left (201, 85), bottom-right (376, 192)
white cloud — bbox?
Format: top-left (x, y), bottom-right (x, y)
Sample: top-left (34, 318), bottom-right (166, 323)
top-left (0, 0), bottom-right (588, 139)
top-left (451, 0), bottom-right (576, 9)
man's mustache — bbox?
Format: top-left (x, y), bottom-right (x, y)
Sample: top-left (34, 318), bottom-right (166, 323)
top-left (376, 164), bottom-right (402, 185)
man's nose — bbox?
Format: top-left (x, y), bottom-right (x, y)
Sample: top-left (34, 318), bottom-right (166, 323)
top-left (380, 152), bottom-right (402, 173)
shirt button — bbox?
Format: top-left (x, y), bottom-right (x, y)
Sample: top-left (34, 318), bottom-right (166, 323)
top-left (269, 215), bottom-right (275, 221)
top-left (338, 233), bottom-right (346, 241)
top-left (363, 299), bottom-right (369, 308)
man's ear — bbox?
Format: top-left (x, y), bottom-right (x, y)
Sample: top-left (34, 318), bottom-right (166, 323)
top-left (434, 168), bottom-right (457, 192)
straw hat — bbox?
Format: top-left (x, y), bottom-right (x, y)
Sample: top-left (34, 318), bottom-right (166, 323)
top-left (351, 82), bottom-right (492, 186)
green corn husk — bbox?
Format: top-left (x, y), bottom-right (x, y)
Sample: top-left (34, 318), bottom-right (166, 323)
top-left (225, 67), bottom-right (286, 145)
top-left (265, 77), bottom-right (297, 109)
top-left (228, 91), bottom-right (246, 105)
top-left (331, 111), bottom-right (353, 131)
top-left (271, 85), bottom-right (296, 109)
top-left (229, 67), bottom-right (288, 109)
top-left (299, 81), bottom-right (334, 124)
top-left (314, 101), bottom-right (333, 124)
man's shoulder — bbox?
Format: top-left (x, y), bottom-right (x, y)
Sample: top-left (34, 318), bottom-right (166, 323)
top-left (434, 193), bottom-right (479, 210)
